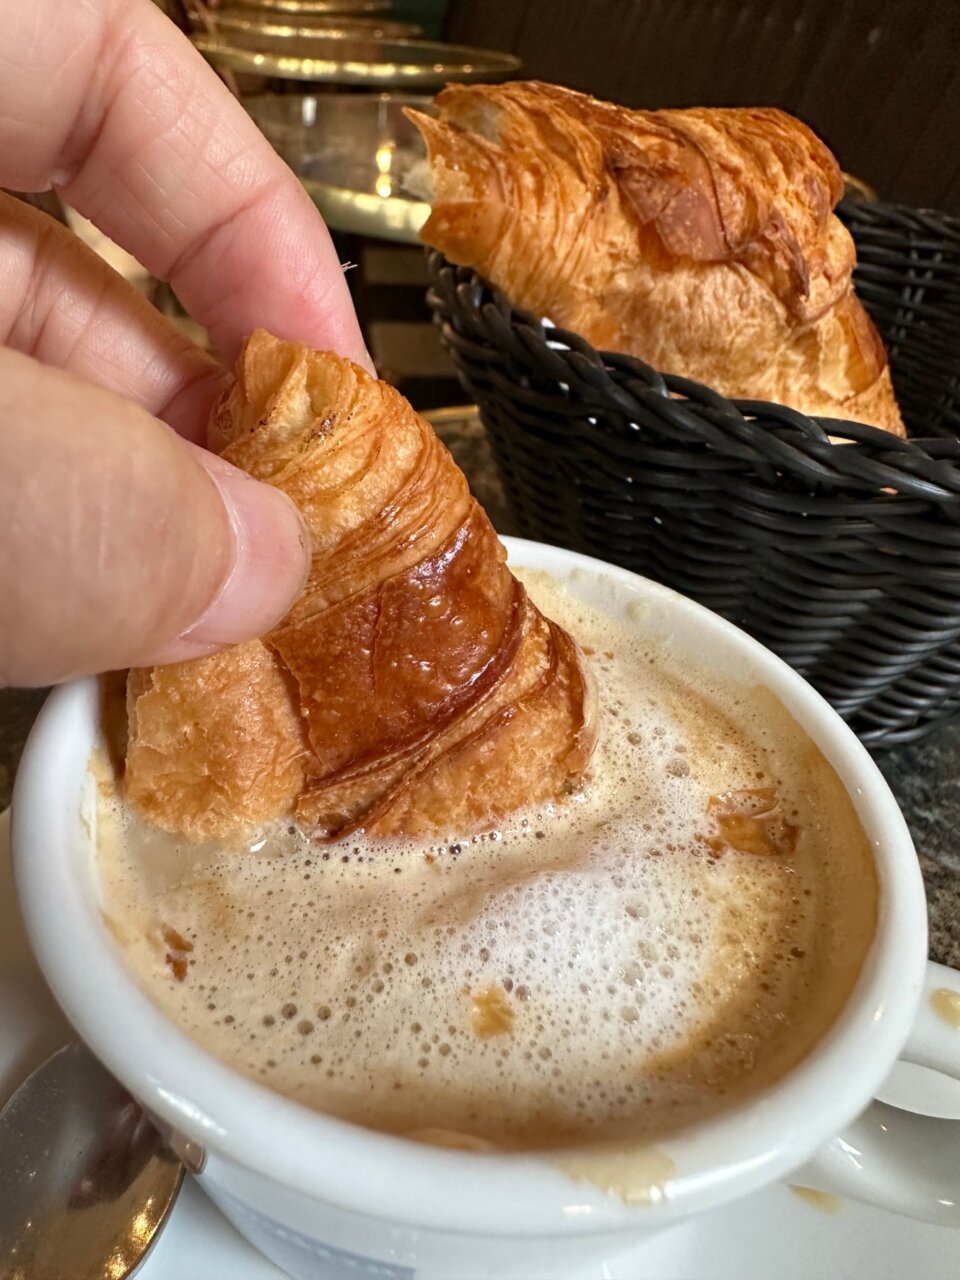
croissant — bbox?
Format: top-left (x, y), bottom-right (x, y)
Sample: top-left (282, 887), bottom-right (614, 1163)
top-left (407, 82), bottom-right (904, 435)
top-left (124, 331), bottom-right (597, 843)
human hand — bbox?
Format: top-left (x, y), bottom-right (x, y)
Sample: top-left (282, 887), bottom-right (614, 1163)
top-left (0, 0), bottom-right (371, 686)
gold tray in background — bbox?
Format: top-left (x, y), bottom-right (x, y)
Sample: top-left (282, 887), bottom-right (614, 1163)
top-left (222, 0), bottom-right (390, 13)
top-left (245, 92), bottom-right (432, 242)
top-left (209, 14), bottom-right (422, 39)
top-left (194, 31), bottom-right (521, 88)
top-left (843, 172), bottom-right (879, 203)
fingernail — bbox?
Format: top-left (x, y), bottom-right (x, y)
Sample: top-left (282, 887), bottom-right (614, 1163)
top-left (179, 454), bottom-right (309, 648)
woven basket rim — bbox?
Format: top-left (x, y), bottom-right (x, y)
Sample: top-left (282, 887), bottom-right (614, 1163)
top-left (426, 198), bottom-right (960, 747)
top-left (426, 199), bottom-right (960, 510)
top-left (845, 198), bottom-right (960, 240)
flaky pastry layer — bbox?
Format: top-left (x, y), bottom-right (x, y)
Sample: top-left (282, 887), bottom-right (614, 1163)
top-left (408, 82), bottom-right (904, 435)
top-left (124, 332), bottom-right (597, 841)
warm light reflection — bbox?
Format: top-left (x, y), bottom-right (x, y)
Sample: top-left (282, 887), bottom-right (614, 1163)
top-left (106, 1249), bottom-right (129, 1280)
top-left (374, 143), bottom-right (394, 199)
top-left (131, 1207), bottom-right (154, 1243)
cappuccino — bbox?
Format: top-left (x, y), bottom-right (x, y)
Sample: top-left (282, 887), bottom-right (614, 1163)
top-left (96, 568), bottom-right (876, 1151)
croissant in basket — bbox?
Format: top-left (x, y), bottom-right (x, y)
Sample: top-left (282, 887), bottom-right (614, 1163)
top-left (407, 82), bottom-right (904, 436)
top-left (124, 331), bottom-right (597, 843)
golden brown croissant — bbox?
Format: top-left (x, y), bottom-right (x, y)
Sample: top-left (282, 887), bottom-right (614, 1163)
top-left (124, 331), bottom-right (597, 842)
top-left (408, 82), bottom-right (904, 435)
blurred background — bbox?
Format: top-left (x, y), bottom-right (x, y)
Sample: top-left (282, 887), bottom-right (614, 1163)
top-left (446, 0), bottom-right (960, 214)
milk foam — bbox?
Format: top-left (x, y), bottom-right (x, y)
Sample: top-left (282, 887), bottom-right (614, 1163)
top-left (96, 569), bottom-right (877, 1150)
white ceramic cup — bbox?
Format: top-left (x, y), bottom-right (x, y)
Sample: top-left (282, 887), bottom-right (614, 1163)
top-left (12, 539), bottom-right (960, 1280)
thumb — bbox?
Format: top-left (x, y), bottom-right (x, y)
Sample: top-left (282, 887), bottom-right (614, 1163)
top-left (0, 348), bottom-right (308, 686)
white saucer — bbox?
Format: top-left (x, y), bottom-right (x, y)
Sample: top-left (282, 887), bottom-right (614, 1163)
top-left (1, 807), bottom-right (955, 1279)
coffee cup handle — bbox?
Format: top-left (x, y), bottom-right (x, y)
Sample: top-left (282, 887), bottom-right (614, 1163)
top-left (793, 961), bottom-right (960, 1227)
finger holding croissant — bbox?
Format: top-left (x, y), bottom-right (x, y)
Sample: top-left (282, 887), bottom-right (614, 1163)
top-left (125, 331), bottom-right (597, 843)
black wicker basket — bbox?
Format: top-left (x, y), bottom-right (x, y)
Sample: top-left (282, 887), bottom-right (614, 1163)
top-left (426, 200), bottom-right (960, 749)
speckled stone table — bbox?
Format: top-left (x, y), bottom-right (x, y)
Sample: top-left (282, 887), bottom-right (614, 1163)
top-left (3, 411), bottom-right (958, 969)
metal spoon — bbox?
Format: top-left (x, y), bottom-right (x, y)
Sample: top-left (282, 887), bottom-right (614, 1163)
top-left (0, 1042), bottom-right (184, 1280)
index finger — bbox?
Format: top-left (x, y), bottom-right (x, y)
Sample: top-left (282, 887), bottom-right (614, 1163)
top-left (0, 0), bottom-right (370, 367)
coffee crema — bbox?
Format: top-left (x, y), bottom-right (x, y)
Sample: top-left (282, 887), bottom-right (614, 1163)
top-left (95, 568), bottom-right (877, 1152)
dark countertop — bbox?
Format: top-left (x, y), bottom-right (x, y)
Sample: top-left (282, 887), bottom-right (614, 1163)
top-left (3, 411), bottom-right (958, 969)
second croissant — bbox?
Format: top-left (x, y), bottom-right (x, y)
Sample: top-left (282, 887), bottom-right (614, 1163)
top-left (407, 82), bottom-right (904, 436)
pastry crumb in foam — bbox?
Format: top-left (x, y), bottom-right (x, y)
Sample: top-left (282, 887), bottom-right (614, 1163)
top-left (96, 568), bottom-right (876, 1151)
